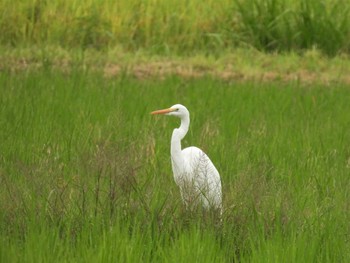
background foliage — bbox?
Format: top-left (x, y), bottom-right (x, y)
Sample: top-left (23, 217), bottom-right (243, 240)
top-left (1, 0), bottom-right (350, 55)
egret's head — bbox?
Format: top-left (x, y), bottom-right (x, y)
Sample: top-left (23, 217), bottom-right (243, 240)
top-left (151, 104), bottom-right (189, 119)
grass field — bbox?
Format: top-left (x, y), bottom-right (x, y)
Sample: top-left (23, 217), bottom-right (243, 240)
top-left (0, 69), bottom-right (349, 262)
top-left (1, 0), bottom-right (350, 55)
top-left (1, 0), bottom-right (350, 261)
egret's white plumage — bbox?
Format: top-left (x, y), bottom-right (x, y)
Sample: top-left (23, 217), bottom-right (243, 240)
top-left (151, 104), bottom-right (222, 210)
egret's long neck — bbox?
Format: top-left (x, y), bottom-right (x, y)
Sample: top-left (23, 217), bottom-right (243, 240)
top-left (171, 114), bottom-right (190, 176)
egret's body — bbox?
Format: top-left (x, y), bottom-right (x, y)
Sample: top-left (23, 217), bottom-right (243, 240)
top-left (152, 104), bottom-right (222, 210)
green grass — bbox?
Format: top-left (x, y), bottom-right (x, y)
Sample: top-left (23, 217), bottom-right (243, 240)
top-left (1, 0), bottom-right (350, 55)
top-left (0, 70), bottom-right (350, 262)
top-left (2, 46), bottom-right (350, 86)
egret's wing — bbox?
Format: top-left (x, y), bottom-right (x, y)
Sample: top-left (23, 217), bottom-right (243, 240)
top-left (182, 147), bottom-right (222, 208)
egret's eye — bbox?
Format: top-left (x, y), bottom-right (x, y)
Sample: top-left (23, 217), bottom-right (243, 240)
top-left (175, 108), bottom-right (179, 111)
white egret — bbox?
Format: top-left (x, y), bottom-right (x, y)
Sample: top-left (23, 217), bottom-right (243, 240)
top-left (151, 104), bottom-right (222, 211)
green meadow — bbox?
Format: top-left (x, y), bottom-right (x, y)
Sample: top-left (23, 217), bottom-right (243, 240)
top-left (0, 70), bottom-right (349, 262)
top-left (1, 0), bottom-right (350, 261)
top-left (1, 0), bottom-right (350, 55)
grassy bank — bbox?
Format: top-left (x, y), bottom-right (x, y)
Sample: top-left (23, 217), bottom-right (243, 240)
top-left (1, 46), bottom-right (350, 85)
top-left (0, 70), bottom-right (349, 262)
top-left (1, 0), bottom-right (350, 55)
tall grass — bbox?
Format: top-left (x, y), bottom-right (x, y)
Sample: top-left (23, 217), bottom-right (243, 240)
top-left (235, 0), bottom-right (350, 55)
top-left (0, 0), bottom-right (349, 55)
top-left (0, 70), bottom-right (349, 261)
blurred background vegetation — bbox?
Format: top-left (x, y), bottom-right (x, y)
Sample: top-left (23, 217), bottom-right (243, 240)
top-left (1, 0), bottom-right (349, 56)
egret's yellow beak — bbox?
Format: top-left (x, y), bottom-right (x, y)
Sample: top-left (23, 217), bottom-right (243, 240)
top-left (151, 108), bottom-right (176, 115)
